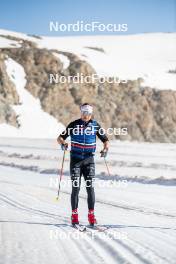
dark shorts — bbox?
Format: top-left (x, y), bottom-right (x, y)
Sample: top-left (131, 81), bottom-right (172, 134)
top-left (70, 156), bottom-right (95, 183)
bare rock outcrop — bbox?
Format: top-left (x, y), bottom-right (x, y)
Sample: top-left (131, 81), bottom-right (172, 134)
top-left (0, 53), bottom-right (19, 126)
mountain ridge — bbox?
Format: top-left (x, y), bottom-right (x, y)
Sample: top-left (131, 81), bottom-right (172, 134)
top-left (0, 30), bottom-right (176, 141)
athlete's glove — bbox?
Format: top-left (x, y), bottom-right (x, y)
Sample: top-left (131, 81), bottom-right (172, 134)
top-left (61, 143), bottom-right (68, 151)
top-left (100, 149), bottom-right (108, 158)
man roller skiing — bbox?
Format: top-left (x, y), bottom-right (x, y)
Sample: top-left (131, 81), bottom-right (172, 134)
top-left (57, 103), bottom-right (109, 226)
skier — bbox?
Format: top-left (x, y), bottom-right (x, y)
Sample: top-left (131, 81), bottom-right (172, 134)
top-left (57, 103), bottom-right (109, 226)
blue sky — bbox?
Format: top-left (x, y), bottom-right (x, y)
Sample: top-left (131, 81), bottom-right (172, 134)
top-left (0, 0), bottom-right (175, 36)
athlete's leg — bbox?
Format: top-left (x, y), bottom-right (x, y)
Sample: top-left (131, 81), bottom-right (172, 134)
top-left (70, 157), bottom-right (82, 210)
top-left (82, 157), bottom-right (95, 210)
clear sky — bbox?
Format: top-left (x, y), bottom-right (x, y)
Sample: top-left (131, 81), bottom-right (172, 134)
top-left (0, 0), bottom-right (175, 36)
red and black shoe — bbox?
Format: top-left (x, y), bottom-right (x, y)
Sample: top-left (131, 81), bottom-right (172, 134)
top-left (71, 209), bottom-right (79, 225)
top-left (88, 209), bottom-right (97, 226)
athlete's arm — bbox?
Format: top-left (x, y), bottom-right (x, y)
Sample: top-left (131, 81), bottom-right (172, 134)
top-left (103, 140), bottom-right (109, 151)
top-left (57, 122), bottom-right (73, 145)
top-left (96, 122), bottom-right (109, 151)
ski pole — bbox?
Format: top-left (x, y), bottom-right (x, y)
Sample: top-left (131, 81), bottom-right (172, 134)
top-left (104, 157), bottom-right (111, 177)
top-left (56, 149), bottom-right (66, 201)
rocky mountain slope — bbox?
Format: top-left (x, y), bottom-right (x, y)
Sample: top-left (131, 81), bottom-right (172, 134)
top-left (0, 52), bottom-right (19, 127)
top-left (0, 31), bottom-right (176, 142)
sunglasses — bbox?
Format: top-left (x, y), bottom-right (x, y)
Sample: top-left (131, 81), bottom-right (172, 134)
top-left (81, 111), bottom-right (92, 116)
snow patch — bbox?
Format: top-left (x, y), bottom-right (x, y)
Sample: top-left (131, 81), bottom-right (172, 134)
top-left (0, 36), bottom-right (21, 48)
top-left (0, 58), bottom-right (64, 138)
top-left (0, 29), bottom-right (40, 43)
top-left (38, 33), bottom-right (176, 90)
top-left (53, 52), bottom-right (70, 69)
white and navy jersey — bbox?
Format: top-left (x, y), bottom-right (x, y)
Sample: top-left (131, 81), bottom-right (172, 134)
top-left (60, 119), bottom-right (108, 155)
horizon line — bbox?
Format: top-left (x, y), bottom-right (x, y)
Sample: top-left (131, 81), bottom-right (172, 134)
top-left (0, 28), bottom-right (176, 38)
